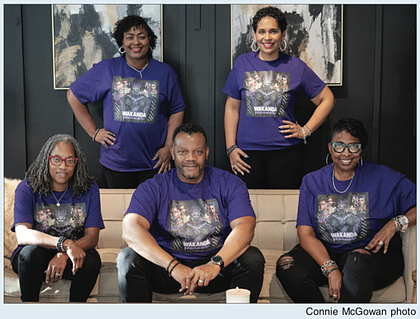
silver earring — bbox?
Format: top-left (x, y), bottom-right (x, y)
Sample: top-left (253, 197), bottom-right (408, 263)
top-left (326, 153), bottom-right (331, 165)
top-left (358, 157), bottom-right (364, 167)
top-left (251, 40), bottom-right (259, 52)
top-left (148, 47), bottom-right (152, 53)
top-left (119, 46), bottom-right (126, 54)
top-left (280, 39), bottom-right (287, 52)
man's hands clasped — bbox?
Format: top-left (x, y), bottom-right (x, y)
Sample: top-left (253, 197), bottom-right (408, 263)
top-left (171, 261), bottom-right (221, 295)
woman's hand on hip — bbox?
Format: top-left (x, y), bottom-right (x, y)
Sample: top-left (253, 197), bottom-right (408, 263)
top-left (229, 148), bottom-right (250, 176)
top-left (45, 252), bottom-right (68, 284)
top-left (94, 128), bottom-right (116, 149)
top-left (280, 120), bottom-right (304, 139)
top-left (153, 146), bottom-right (171, 173)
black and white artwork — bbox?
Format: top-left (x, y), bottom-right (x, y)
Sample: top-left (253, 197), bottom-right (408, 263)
top-left (52, 4), bottom-right (162, 89)
top-left (231, 5), bottom-right (342, 85)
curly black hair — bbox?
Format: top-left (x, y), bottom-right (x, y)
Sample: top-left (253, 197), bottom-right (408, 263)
top-left (112, 15), bottom-right (157, 52)
top-left (330, 118), bottom-right (369, 150)
top-left (173, 123), bottom-right (208, 146)
top-left (252, 6), bottom-right (288, 33)
top-left (25, 134), bottom-right (94, 197)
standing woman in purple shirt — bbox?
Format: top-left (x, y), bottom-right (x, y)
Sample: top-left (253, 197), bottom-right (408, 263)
top-left (223, 6), bottom-right (335, 189)
top-left (67, 15), bottom-right (185, 188)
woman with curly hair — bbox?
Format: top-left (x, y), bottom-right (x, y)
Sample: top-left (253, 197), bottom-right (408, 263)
top-left (11, 134), bottom-right (104, 302)
top-left (67, 15), bottom-right (185, 188)
top-left (223, 6), bottom-right (335, 189)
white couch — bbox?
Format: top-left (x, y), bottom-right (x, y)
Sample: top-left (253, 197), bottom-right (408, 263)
top-left (4, 179), bottom-right (416, 303)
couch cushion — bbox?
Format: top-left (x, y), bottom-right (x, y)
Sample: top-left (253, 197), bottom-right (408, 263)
top-left (4, 178), bottom-right (20, 259)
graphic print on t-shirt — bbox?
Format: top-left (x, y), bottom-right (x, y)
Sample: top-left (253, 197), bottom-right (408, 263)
top-left (35, 203), bottom-right (86, 240)
top-left (244, 71), bottom-right (290, 117)
top-left (112, 76), bottom-right (158, 123)
top-left (316, 193), bottom-right (369, 244)
top-left (169, 199), bottom-right (222, 252)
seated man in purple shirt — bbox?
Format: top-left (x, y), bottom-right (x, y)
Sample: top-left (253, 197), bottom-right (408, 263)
top-left (117, 123), bottom-right (265, 302)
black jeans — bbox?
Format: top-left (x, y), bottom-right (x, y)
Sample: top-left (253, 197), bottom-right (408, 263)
top-left (117, 246), bottom-right (265, 303)
top-left (104, 166), bottom-right (158, 188)
top-left (276, 244), bottom-right (404, 303)
top-left (12, 245), bottom-right (101, 302)
top-left (238, 144), bottom-right (303, 189)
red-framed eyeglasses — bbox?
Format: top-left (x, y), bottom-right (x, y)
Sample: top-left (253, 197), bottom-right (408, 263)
top-left (49, 155), bottom-right (78, 167)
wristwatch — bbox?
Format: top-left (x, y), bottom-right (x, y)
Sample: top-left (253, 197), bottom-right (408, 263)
top-left (211, 255), bottom-right (224, 270)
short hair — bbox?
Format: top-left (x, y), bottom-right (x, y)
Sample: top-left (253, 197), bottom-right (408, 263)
top-left (172, 123), bottom-right (208, 145)
top-left (112, 15), bottom-right (157, 50)
top-left (318, 195), bottom-right (328, 203)
top-left (330, 118), bottom-right (369, 150)
top-left (252, 6), bottom-right (288, 33)
top-left (25, 134), bottom-right (94, 197)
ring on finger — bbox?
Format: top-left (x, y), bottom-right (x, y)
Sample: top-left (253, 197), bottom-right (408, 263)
top-left (332, 294), bottom-right (338, 300)
top-left (291, 125), bottom-right (294, 129)
top-left (378, 240), bottom-right (384, 246)
top-left (55, 273), bottom-right (61, 277)
top-left (232, 165), bottom-right (237, 170)
top-left (198, 279), bottom-right (204, 284)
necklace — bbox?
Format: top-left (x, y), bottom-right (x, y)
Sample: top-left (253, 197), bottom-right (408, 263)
top-left (51, 187), bottom-right (68, 207)
top-left (126, 59), bottom-right (149, 78)
top-left (332, 166), bottom-right (355, 194)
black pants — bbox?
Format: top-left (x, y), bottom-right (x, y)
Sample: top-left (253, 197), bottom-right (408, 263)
top-left (12, 245), bottom-right (101, 302)
top-left (104, 166), bottom-right (158, 188)
top-left (117, 246), bottom-right (265, 303)
top-left (276, 244), bottom-right (404, 303)
top-left (238, 144), bottom-right (303, 189)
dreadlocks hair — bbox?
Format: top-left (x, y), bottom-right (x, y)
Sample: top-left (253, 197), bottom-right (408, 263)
top-left (112, 15), bottom-right (157, 51)
top-left (25, 134), bottom-right (94, 197)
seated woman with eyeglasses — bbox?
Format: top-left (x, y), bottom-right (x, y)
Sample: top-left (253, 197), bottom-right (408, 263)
top-left (276, 118), bottom-right (416, 303)
top-left (11, 134), bottom-right (104, 302)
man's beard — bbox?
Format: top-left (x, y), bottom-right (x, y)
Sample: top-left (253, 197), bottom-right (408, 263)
top-left (175, 160), bottom-right (205, 181)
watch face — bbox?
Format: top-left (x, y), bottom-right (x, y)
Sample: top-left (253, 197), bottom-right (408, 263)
top-left (212, 256), bottom-right (222, 263)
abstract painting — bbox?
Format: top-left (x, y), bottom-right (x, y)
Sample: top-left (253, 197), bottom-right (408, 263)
top-left (231, 5), bottom-right (342, 85)
top-left (52, 4), bottom-right (162, 89)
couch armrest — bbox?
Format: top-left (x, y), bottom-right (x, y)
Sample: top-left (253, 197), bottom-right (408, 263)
top-left (402, 225), bottom-right (416, 303)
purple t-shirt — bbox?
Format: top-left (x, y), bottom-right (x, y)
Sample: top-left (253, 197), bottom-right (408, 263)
top-left (126, 167), bottom-right (255, 260)
top-left (11, 179), bottom-right (105, 263)
top-left (70, 56), bottom-right (185, 172)
top-left (223, 51), bottom-right (325, 151)
top-left (297, 161), bottom-right (416, 253)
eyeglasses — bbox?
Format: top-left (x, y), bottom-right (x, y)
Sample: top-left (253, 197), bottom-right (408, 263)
top-left (49, 155), bottom-right (78, 167)
top-left (330, 142), bottom-right (362, 153)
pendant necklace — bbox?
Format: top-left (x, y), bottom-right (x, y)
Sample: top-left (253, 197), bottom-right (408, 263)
top-left (51, 187), bottom-right (68, 207)
top-left (126, 59), bottom-right (149, 79)
top-left (332, 166), bottom-right (355, 194)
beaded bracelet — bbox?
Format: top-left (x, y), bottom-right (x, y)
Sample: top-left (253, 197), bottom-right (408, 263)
top-left (56, 236), bottom-right (67, 252)
top-left (327, 266), bottom-right (339, 277)
top-left (302, 127), bottom-right (307, 144)
top-left (321, 260), bottom-right (337, 277)
top-left (168, 261), bottom-right (180, 277)
top-left (92, 128), bottom-right (101, 142)
top-left (226, 144), bottom-right (238, 157)
top-left (304, 125), bottom-right (312, 136)
top-left (165, 258), bottom-right (177, 273)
